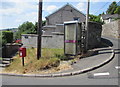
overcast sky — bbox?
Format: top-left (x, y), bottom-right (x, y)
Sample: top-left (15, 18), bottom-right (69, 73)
top-left (0, 0), bottom-right (119, 29)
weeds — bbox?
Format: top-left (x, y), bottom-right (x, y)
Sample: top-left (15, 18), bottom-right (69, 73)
top-left (4, 48), bottom-right (63, 74)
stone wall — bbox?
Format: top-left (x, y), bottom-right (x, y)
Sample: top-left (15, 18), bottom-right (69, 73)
top-left (21, 34), bottom-right (64, 49)
top-left (42, 34), bottom-right (64, 48)
top-left (22, 34), bottom-right (38, 48)
top-left (22, 22), bottom-right (102, 50)
top-left (87, 22), bottom-right (102, 49)
top-left (102, 20), bottom-right (120, 38)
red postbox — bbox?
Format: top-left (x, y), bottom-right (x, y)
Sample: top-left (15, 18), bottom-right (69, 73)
top-left (19, 47), bottom-right (26, 57)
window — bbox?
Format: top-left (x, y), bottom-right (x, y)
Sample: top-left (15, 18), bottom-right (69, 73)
top-left (25, 35), bottom-right (28, 39)
top-left (74, 17), bottom-right (80, 21)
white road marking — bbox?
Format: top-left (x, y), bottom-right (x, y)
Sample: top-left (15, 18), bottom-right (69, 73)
top-left (93, 72), bottom-right (110, 76)
top-left (115, 66), bottom-right (120, 69)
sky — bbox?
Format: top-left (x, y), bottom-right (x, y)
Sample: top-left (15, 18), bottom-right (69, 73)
top-left (0, 0), bottom-right (120, 29)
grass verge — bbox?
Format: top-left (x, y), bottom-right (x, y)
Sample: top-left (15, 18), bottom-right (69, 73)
top-left (4, 48), bottom-right (71, 74)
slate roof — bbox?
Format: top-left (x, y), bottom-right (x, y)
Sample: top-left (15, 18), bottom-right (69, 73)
top-left (101, 14), bottom-right (120, 20)
top-left (45, 3), bottom-right (86, 18)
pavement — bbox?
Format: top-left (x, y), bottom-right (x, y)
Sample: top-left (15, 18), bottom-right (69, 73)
top-left (0, 45), bottom-right (115, 77)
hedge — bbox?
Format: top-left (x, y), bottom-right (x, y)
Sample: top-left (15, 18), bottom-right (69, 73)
top-left (2, 31), bottom-right (13, 45)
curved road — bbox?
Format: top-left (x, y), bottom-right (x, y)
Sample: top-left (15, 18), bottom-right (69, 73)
top-left (1, 37), bottom-right (120, 85)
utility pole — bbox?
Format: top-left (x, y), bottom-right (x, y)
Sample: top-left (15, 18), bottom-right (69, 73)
top-left (37, 0), bottom-right (42, 60)
top-left (85, 0), bottom-right (90, 52)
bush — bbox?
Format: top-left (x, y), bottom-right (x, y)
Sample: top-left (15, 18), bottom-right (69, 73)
top-left (2, 31), bottom-right (13, 45)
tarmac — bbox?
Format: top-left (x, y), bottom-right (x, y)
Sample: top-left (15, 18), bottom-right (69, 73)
top-left (0, 45), bottom-right (115, 77)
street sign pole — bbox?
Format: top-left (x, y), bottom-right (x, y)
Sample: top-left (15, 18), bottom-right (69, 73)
top-left (85, 0), bottom-right (90, 52)
top-left (37, 0), bottom-right (42, 60)
top-left (22, 57), bottom-right (24, 66)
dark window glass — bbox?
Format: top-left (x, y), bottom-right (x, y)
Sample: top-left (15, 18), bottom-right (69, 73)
top-left (74, 17), bottom-right (80, 21)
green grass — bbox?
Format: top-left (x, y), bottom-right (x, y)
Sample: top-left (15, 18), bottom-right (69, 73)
top-left (4, 48), bottom-right (64, 74)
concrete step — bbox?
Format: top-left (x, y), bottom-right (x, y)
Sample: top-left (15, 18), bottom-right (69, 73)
top-left (2, 58), bottom-right (11, 61)
top-left (2, 61), bottom-right (10, 64)
top-left (0, 58), bottom-right (11, 68)
top-left (0, 63), bottom-right (10, 67)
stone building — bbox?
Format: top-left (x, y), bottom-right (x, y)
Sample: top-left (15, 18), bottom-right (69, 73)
top-left (101, 14), bottom-right (120, 24)
top-left (22, 4), bottom-right (102, 51)
top-left (43, 3), bottom-right (86, 35)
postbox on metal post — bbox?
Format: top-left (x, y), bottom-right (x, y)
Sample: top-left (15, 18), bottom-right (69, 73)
top-left (19, 47), bottom-right (26, 66)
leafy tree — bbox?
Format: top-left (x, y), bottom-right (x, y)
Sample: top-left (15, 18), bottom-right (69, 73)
top-left (106, 1), bottom-right (117, 14)
top-left (2, 31), bottom-right (13, 45)
top-left (18, 21), bottom-right (36, 34)
top-left (114, 6), bottom-right (120, 14)
top-left (42, 20), bottom-right (46, 26)
top-left (15, 21), bottom-right (36, 39)
top-left (89, 14), bottom-right (103, 24)
top-left (35, 22), bottom-right (38, 33)
top-left (14, 21), bottom-right (46, 39)
top-left (35, 20), bottom-right (46, 33)
top-left (102, 12), bottom-right (105, 15)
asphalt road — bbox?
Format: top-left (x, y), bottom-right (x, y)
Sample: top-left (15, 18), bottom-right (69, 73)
top-left (1, 37), bottom-right (120, 85)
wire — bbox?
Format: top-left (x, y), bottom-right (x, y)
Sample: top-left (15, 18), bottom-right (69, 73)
top-left (94, 2), bottom-right (110, 14)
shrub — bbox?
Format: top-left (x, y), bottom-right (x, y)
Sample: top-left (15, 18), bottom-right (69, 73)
top-left (2, 31), bottom-right (13, 45)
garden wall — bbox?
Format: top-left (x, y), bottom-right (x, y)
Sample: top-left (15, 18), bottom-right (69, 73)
top-left (21, 33), bottom-right (64, 49)
top-left (22, 22), bottom-right (102, 49)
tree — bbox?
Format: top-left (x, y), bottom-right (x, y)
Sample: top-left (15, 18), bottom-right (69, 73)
top-left (102, 12), bottom-right (105, 15)
top-left (35, 20), bottom-right (46, 32)
top-left (114, 6), bottom-right (120, 14)
top-left (15, 21), bottom-right (36, 39)
top-left (42, 20), bottom-right (46, 26)
top-left (14, 21), bottom-right (46, 39)
top-left (2, 31), bottom-right (13, 45)
top-left (89, 14), bottom-right (103, 24)
top-left (106, 1), bottom-right (117, 14)
top-left (18, 21), bottom-right (36, 34)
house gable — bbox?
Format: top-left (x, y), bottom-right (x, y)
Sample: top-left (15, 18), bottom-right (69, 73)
top-left (45, 3), bottom-right (86, 25)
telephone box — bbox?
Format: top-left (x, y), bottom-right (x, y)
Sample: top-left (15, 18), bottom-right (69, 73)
top-left (19, 47), bottom-right (26, 57)
top-left (64, 21), bottom-right (82, 56)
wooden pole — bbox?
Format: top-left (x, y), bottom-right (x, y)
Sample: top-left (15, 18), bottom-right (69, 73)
top-left (85, 0), bottom-right (90, 52)
top-left (37, 0), bottom-right (42, 60)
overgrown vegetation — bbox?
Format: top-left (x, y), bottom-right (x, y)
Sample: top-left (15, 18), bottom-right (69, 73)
top-left (4, 48), bottom-right (65, 74)
top-left (89, 14), bottom-right (103, 24)
top-left (1, 31), bottom-right (13, 45)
